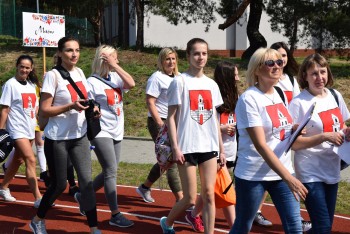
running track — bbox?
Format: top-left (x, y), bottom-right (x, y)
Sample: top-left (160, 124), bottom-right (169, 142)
top-left (1, 175), bottom-right (349, 233)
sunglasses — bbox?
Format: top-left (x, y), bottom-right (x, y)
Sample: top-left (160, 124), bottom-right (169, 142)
top-left (264, 59), bottom-right (283, 68)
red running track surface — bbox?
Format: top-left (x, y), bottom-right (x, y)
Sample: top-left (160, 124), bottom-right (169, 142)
top-left (0, 175), bottom-right (350, 233)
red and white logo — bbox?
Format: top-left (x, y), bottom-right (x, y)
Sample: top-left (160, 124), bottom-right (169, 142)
top-left (189, 90), bottom-right (213, 125)
top-left (318, 108), bottom-right (343, 133)
top-left (266, 103), bottom-right (293, 140)
top-left (220, 112), bottom-right (236, 137)
top-left (105, 88), bottom-right (123, 116)
top-left (67, 81), bottom-right (88, 101)
top-left (22, 93), bottom-right (37, 119)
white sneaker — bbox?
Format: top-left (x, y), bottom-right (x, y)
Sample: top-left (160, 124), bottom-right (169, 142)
top-left (254, 212), bottom-right (273, 227)
top-left (302, 220), bottom-right (312, 232)
top-left (136, 185), bottom-right (155, 203)
top-left (29, 218), bottom-right (48, 234)
top-left (0, 187), bottom-right (16, 202)
top-left (34, 199), bottom-right (41, 208)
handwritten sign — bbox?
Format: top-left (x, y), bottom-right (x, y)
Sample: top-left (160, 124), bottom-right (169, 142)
top-left (22, 12), bottom-right (65, 47)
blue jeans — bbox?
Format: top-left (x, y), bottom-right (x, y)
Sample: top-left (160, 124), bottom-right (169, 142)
top-left (303, 182), bottom-right (338, 234)
top-left (229, 177), bottom-right (302, 234)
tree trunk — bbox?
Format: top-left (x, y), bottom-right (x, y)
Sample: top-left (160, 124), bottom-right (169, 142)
top-left (135, 0), bottom-right (144, 51)
top-left (218, 0), bottom-right (251, 30)
top-left (241, 0), bottom-right (267, 61)
top-left (290, 17), bottom-right (298, 54)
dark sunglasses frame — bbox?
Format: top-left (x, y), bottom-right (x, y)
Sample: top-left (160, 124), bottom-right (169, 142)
top-left (264, 59), bottom-right (283, 68)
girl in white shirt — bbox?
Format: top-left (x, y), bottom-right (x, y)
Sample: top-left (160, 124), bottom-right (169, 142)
top-left (0, 55), bottom-right (42, 206)
top-left (160, 38), bottom-right (225, 234)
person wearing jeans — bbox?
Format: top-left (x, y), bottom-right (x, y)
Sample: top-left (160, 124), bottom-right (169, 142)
top-left (230, 48), bottom-right (307, 234)
top-left (289, 53), bottom-right (350, 233)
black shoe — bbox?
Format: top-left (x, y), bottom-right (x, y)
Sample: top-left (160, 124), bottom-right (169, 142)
top-left (40, 171), bottom-right (51, 188)
top-left (69, 185), bottom-right (80, 196)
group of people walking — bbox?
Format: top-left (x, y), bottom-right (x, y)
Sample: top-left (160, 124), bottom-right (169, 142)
top-left (0, 35), bottom-right (349, 234)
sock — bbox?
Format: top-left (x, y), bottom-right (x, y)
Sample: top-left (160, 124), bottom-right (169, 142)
top-left (36, 146), bottom-right (47, 173)
top-left (112, 212), bottom-right (121, 217)
top-left (141, 184), bottom-right (149, 190)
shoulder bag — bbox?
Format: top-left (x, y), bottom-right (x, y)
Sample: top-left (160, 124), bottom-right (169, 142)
top-left (54, 65), bottom-right (101, 141)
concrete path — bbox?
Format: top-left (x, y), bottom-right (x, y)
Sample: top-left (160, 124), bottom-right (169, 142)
top-left (111, 137), bottom-right (350, 182)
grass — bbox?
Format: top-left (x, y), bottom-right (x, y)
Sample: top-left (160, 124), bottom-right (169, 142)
top-left (2, 41), bottom-right (350, 216)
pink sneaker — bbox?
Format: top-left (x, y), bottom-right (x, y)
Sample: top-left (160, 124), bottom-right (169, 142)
top-left (185, 210), bottom-right (204, 233)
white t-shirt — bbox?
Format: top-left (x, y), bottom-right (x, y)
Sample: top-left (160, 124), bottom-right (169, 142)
top-left (289, 89), bottom-right (350, 184)
top-left (276, 74), bottom-right (300, 104)
top-left (146, 71), bottom-right (174, 118)
top-left (41, 68), bottom-right (90, 140)
top-left (218, 112), bottom-right (237, 162)
top-left (167, 73), bottom-right (223, 154)
top-left (0, 77), bottom-right (38, 139)
top-left (87, 73), bottom-right (125, 141)
top-left (235, 86), bottom-right (294, 181)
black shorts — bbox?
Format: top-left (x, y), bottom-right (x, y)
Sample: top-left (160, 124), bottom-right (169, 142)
top-left (184, 151), bottom-right (218, 166)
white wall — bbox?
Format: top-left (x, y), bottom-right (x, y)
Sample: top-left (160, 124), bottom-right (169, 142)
top-left (142, 12), bottom-right (236, 50)
top-left (130, 2), bottom-right (309, 51)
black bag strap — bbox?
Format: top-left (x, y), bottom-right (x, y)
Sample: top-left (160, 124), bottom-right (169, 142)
top-left (54, 65), bottom-right (86, 100)
top-left (274, 86), bottom-right (286, 106)
top-left (288, 74), bottom-right (294, 87)
top-left (329, 88), bottom-right (339, 106)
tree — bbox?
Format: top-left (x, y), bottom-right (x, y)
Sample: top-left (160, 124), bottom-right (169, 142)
top-left (129, 0), bottom-right (217, 51)
top-left (218, 0), bottom-right (267, 61)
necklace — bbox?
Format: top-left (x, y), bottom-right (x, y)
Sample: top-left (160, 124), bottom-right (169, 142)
top-left (256, 85), bottom-right (275, 104)
top-left (263, 92), bottom-right (275, 104)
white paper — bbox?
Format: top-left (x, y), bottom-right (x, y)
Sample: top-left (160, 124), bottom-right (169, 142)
top-left (333, 140), bottom-right (350, 164)
top-left (274, 102), bottom-right (316, 157)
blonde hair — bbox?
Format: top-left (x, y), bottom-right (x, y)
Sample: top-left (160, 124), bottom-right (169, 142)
top-left (157, 47), bottom-right (179, 76)
top-left (91, 45), bottom-right (117, 77)
top-left (246, 48), bottom-right (282, 87)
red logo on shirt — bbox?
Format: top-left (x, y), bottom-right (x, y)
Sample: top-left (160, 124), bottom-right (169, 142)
top-left (266, 103), bottom-right (293, 140)
top-left (189, 90), bottom-right (213, 125)
top-left (284, 90), bottom-right (293, 104)
top-left (318, 108), bottom-right (343, 132)
top-left (220, 112), bottom-right (236, 137)
top-left (105, 88), bottom-right (123, 116)
top-left (67, 81), bottom-right (88, 101)
top-left (22, 93), bottom-right (37, 119)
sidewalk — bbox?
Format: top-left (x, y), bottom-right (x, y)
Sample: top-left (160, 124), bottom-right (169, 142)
top-left (105, 137), bottom-right (350, 182)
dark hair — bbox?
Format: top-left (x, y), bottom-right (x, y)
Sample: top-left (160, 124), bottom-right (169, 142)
top-left (214, 61), bottom-right (239, 113)
top-left (298, 53), bottom-right (334, 89)
top-left (270, 41), bottom-right (299, 77)
top-left (16, 55), bottom-right (40, 88)
top-left (186, 38), bottom-right (208, 55)
top-left (56, 36), bottom-right (80, 66)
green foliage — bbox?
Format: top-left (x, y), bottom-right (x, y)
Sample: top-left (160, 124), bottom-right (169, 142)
top-left (148, 0), bottom-right (217, 32)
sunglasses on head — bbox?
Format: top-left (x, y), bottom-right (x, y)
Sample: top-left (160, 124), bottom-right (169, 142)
top-left (264, 59), bottom-right (283, 68)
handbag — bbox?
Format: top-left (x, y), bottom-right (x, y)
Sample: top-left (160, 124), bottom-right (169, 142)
top-left (155, 124), bottom-right (173, 171)
top-left (214, 167), bottom-right (236, 208)
top-left (54, 65), bottom-right (101, 140)
top-left (154, 75), bottom-right (185, 172)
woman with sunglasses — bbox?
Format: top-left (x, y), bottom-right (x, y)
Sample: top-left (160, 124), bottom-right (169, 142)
top-left (230, 48), bottom-right (307, 233)
top-left (289, 53), bottom-right (350, 233)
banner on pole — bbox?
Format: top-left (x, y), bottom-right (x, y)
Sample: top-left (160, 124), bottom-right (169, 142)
top-left (22, 12), bottom-right (65, 47)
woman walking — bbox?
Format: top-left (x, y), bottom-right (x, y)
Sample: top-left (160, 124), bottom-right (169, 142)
top-left (0, 55), bottom-right (43, 207)
top-left (136, 47), bottom-right (183, 203)
top-left (30, 36), bottom-right (101, 234)
top-left (160, 38), bottom-right (225, 234)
